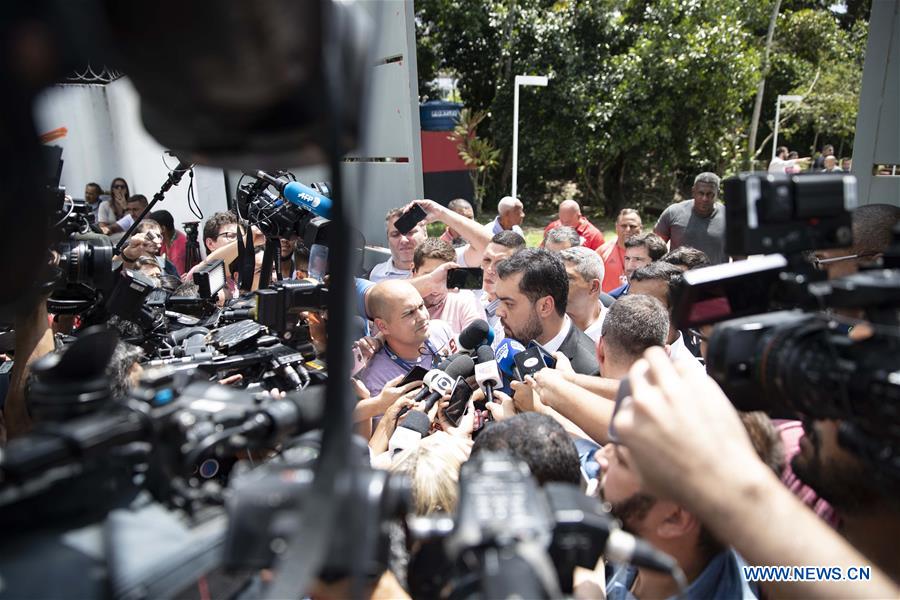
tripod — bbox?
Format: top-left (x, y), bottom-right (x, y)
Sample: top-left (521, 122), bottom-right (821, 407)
top-left (182, 221), bottom-right (202, 271)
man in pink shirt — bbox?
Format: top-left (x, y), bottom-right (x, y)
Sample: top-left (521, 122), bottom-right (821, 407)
top-left (543, 200), bottom-right (604, 250)
top-left (411, 238), bottom-right (486, 335)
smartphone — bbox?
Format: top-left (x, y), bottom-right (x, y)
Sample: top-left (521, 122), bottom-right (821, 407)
top-left (527, 340), bottom-right (557, 369)
top-left (393, 204), bottom-right (426, 235)
top-left (398, 365), bottom-right (429, 387)
top-left (513, 346), bottom-right (548, 380)
top-left (446, 267), bottom-right (484, 290)
top-left (444, 377), bottom-right (473, 427)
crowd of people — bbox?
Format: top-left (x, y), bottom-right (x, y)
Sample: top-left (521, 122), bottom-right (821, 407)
top-left (3, 163), bottom-right (900, 599)
top-left (335, 173), bottom-right (900, 597)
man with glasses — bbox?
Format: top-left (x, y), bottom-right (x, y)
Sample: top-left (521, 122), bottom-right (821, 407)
top-left (807, 203), bottom-right (900, 282)
top-left (202, 211), bottom-right (240, 255)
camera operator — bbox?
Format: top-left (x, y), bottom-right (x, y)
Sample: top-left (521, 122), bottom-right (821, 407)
top-left (118, 219), bottom-right (179, 277)
top-left (808, 203), bottom-right (900, 281)
top-left (598, 406), bottom-right (782, 600)
top-left (610, 348), bottom-right (900, 597)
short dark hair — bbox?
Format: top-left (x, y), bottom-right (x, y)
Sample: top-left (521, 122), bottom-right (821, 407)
top-left (127, 194), bottom-right (148, 207)
top-left (496, 248), bottom-right (568, 317)
top-left (86, 182), bottom-right (102, 193)
top-left (413, 238), bottom-right (455, 270)
top-left (471, 413), bottom-right (581, 486)
top-left (601, 294), bottom-right (669, 362)
top-left (149, 209), bottom-right (175, 233)
top-left (545, 225), bottom-right (581, 247)
top-left (203, 211), bottom-right (238, 242)
top-left (661, 246), bottom-right (710, 270)
top-left (491, 230), bottom-right (526, 249)
top-left (623, 232), bottom-right (667, 260)
top-left (629, 261), bottom-right (685, 308)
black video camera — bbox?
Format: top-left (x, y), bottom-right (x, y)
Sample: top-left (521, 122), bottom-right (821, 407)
top-left (672, 172), bottom-right (900, 479)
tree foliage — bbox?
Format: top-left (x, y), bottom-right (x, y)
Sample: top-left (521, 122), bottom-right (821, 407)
top-left (417, 0), bottom-right (868, 217)
top-left (447, 109), bottom-right (502, 215)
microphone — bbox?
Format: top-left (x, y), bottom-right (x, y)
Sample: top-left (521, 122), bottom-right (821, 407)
top-left (417, 355), bottom-right (476, 412)
top-left (283, 181), bottom-right (332, 219)
top-left (457, 319), bottom-right (493, 354)
top-left (388, 409), bottom-right (431, 453)
top-left (494, 338), bottom-right (526, 395)
top-left (474, 346), bottom-right (501, 404)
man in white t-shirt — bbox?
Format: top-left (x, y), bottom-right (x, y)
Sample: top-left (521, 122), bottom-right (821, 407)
top-left (559, 246), bottom-right (607, 343)
top-left (768, 146), bottom-right (810, 173)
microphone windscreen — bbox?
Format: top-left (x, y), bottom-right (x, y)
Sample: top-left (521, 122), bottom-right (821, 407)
top-left (475, 345), bottom-right (496, 365)
top-left (443, 354), bottom-right (476, 379)
top-left (400, 410), bottom-right (431, 436)
top-left (458, 319), bottom-right (490, 352)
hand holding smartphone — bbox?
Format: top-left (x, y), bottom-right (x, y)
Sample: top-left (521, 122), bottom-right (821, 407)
top-left (393, 204), bottom-right (427, 235)
top-left (446, 267), bottom-right (484, 290)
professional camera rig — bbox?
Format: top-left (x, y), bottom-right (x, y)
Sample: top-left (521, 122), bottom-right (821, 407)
top-left (671, 172), bottom-right (900, 483)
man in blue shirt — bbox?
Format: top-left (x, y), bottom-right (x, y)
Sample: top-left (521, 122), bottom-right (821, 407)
top-left (597, 429), bottom-right (780, 600)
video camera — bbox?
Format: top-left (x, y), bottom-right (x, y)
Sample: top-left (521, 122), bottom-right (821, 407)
top-left (672, 172), bottom-right (900, 479)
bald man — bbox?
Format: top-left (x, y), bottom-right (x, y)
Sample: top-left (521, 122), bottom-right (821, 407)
top-left (356, 279), bottom-right (455, 396)
top-left (543, 200), bottom-right (604, 250)
top-left (484, 196), bottom-right (525, 238)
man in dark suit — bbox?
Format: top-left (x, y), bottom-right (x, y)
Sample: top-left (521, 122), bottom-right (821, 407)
top-left (494, 248), bottom-right (600, 375)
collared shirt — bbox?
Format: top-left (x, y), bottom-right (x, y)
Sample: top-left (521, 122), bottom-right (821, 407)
top-left (357, 319), bottom-right (456, 396)
top-left (484, 216), bottom-right (524, 238)
top-left (598, 238), bottom-right (627, 293)
top-left (368, 258), bottom-right (411, 283)
top-left (542, 314), bottom-right (572, 354)
top-left (606, 550), bottom-right (758, 600)
top-left (582, 305), bottom-right (607, 344)
top-left (669, 331), bottom-right (705, 371)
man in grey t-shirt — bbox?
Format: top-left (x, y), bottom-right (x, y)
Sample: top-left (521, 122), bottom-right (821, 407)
top-left (654, 172), bottom-right (727, 264)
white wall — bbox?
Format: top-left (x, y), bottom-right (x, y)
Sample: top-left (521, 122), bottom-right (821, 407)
top-left (34, 79), bottom-right (229, 243)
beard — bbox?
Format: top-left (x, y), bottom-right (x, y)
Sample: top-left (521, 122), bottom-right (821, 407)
top-left (503, 306), bottom-right (544, 344)
top-left (791, 423), bottom-right (884, 515)
top-left (602, 491), bottom-right (657, 535)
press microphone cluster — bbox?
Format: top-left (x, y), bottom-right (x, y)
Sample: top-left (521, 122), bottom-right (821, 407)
top-left (253, 170), bottom-right (332, 219)
top-left (414, 354), bottom-right (476, 412)
top-left (457, 319), bottom-right (494, 355)
top-left (494, 338), bottom-right (526, 395)
top-left (474, 346), bottom-right (501, 404)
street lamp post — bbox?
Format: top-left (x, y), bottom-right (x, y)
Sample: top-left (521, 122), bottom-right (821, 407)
top-left (771, 94), bottom-right (804, 165)
top-left (512, 74), bottom-right (548, 198)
